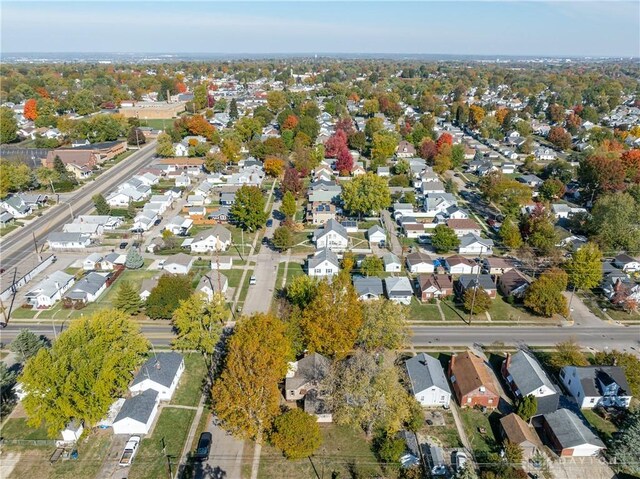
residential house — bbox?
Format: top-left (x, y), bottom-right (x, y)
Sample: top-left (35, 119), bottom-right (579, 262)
top-left (210, 256), bottom-right (233, 271)
top-left (24, 271), bottom-right (75, 308)
top-left (502, 350), bottom-right (560, 416)
top-left (541, 408), bottom-right (605, 457)
top-left (220, 191), bottom-right (236, 206)
top-left (353, 276), bottom-right (384, 301)
top-left (0, 210), bottom-right (15, 226)
top-left (308, 180), bottom-right (342, 203)
top-left (312, 219), bottom-right (349, 252)
top-left (367, 225), bottom-right (386, 245)
top-left (64, 272), bottom-right (109, 304)
top-left (449, 350), bottom-right (500, 409)
top-left (483, 257), bottom-right (515, 275)
top-left (445, 255), bottom-right (480, 275)
top-left (417, 274), bottom-right (454, 301)
top-left (406, 353), bottom-right (452, 407)
top-left (406, 252), bottom-right (435, 274)
top-left (46, 232), bottom-right (91, 250)
top-left (308, 249), bottom-right (340, 278)
top-left (73, 215), bottom-right (122, 231)
top-left (306, 202), bottom-right (336, 225)
top-left (518, 174), bottom-right (544, 188)
top-left (175, 173), bottom-right (191, 187)
top-left (613, 254), bottom-right (640, 273)
top-left (196, 273), bottom-right (229, 301)
top-left (285, 353), bottom-right (332, 422)
top-left (383, 253), bottom-right (402, 273)
top-left (421, 181), bottom-right (446, 195)
top-left (139, 277), bottom-right (160, 301)
top-left (446, 219), bottom-right (481, 238)
top-left (162, 253), bottom-right (195, 275)
top-left (444, 206), bottom-right (469, 220)
top-left (1, 196), bottom-right (32, 218)
top-left (157, 157), bottom-right (204, 175)
top-left (459, 234), bottom-right (494, 256)
top-left (498, 269), bottom-right (531, 299)
top-left (393, 202), bottom-right (415, 220)
top-left (534, 148), bottom-right (557, 161)
top-left (207, 206), bottom-right (231, 223)
top-left (377, 166), bottom-right (390, 177)
top-left (112, 389), bottom-right (160, 435)
top-left (129, 352), bottom-right (185, 401)
top-left (66, 163), bottom-right (93, 180)
top-left (101, 252), bottom-right (124, 270)
top-left (560, 366), bottom-right (632, 409)
top-left (456, 274), bottom-right (497, 299)
top-left (499, 413), bottom-right (542, 459)
top-left (396, 140), bottom-right (416, 158)
top-left (83, 253), bottom-right (103, 271)
top-left (164, 216), bottom-right (194, 236)
top-left (403, 223), bottom-right (425, 239)
top-left (384, 276), bottom-right (414, 305)
top-left (424, 193), bottom-right (457, 217)
top-left (186, 225), bottom-right (232, 253)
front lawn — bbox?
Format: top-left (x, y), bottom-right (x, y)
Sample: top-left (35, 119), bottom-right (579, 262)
top-left (128, 407), bottom-right (195, 479)
top-left (409, 298), bottom-right (443, 321)
top-left (257, 424), bottom-right (384, 479)
top-left (170, 354), bottom-right (206, 408)
top-left (285, 262), bottom-right (305, 286)
top-left (9, 308), bottom-right (39, 319)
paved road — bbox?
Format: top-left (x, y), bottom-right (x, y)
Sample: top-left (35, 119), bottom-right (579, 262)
top-left (192, 419), bottom-right (245, 479)
top-left (0, 142), bottom-right (157, 272)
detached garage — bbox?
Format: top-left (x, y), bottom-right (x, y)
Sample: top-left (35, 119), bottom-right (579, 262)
top-left (112, 390), bottom-right (159, 435)
top-left (541, 408), bottom-right (605, 457)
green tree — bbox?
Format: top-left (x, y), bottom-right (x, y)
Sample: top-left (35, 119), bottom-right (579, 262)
top-left (431, 225), bottom-right (460, 253)
top-left (499, 216), bottom-right (523, 249)
top-left (70, 89), bottom-right (97, 116)
top-left (193, 84), bottom-right (207, 110)
top-left (172, 293), bottom-right (225, 384)
top-left (281, 191), bottom-right (297, 219)
top-left (341, 173), bottom-right (391, 217)
top-left (358, 300), bottom-right (409, 351)
top-left (524, 269), bottom-right (569, 317)
top-left (565, 242), bottom-right (602, 291)
top-left (548, 339), bottom-right (588, 372)
top-left (463, 288), bottom-right (492, 315)
top-left (114, 280), bottom-right (142, 315)
top-left (124, 248), bottom-right (144, 269)
top-left (127, 127), bottom-right (146, 146)
top-left (0, 362), bottom-right (17, 417)
top-left (301, 274), bottom-right (363, 358)
top-left (360, 256), bottom-right (384, 277)
top-left (229, 98), bottom-right (239, 119)
top-left (271, 409), bottom-right (322, 460)
top-left (286, 275), bottom-right (318, 309)
top-left (156, 132), bottom-right (175, 157)
top-left (230, 185), bottom-right (268, 231)
top-left (212, 313), bottom-right (291, 440)
top-left (19, 310), bottom-right (148, 437)
top-left (538, 178), bottom-right (566, 201)
top-left (146, 274), bottom-right (193, 320)
top-left (451, 144), bottom-right (465, 168)
top-left (375, 433), bottom-right (406, 463)
top-left (371, 131), bottom-right (398, 165)
top-left (0, 107), bottom-right (18, 144)
top-left (516, 395), bottom-right (538, 421)
top-left (271, 225), bottom-right (294, 251)
top-left (590, 192), bottom-right (640, 252)
top-left (455, 463), bottom-right (478, 479)
top-left (10, 329), bottom-right (46, 363)
top-left (593, 350), bottom-right (640, 396)
top-left (609, 408), bottom-right (640, 476)
top-left (92, 194), bottom-right (111, 215)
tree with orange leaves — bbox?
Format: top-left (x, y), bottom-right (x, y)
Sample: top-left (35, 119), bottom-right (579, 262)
top-left (621, 149), bottom-right (640, 180)
top-left (23, 99), bottom-right (38, 121)
top-left (35, 87), bottom-right (49, 99)
top-left (176, 82), bottom-right (187, 94)
top-left (282, 114), bottom-right (298, 131)
top-left (186, 115), bottom-right (216, 141)
top-left (264, 157), bottom-right (285, 177)
top-left (436, 132), bottom-right (453, 153)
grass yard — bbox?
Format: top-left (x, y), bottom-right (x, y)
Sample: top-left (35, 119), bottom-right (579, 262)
top-left (140, 118), bottom-right (174, 129)
top-left (582, 409), bottom-right (618, 442)
top-left (0, 223), bottom-right (19, 237)
top-left (225, 268), bottom-right (246, 289)
top-left (490, 295), bottom-right (550, 323)
top-left (0, 418), bottom-right (50, 440)
top-left (9, 307), bottom-right (39, 319)
top-left (285, 262), bottom-right (305, 285)
top-left (409, 298), bottom-right (443, 321)
top-left (421, 410), bottom-right (463, 448)
top-left (170, 354), bottom-right (207, 408)
top-left (257, 424), bottom-right (384, 479)
top-left (460, 408), bottom-right (499, 454)
top-left (128, 407), bottom-right (196, 479)
top-left (275, 261), bottom-right (287, 290)
top-left (5, 430), bottom-right (113, 479)
top-left (439, 300), bottom-right (471, 322)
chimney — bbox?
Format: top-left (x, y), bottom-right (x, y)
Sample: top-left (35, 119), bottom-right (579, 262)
top-left (155, 360), bottom-right (161, 370)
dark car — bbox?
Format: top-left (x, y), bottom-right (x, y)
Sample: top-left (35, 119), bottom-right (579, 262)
top-left (154, 218), bottom-right (162, 226)
top-left (119, 242), bottom-right (128, 250)
top-left (262, 237), bottom-right (269, 245)
top-left (194, 432), bottom-right (212, 461)
top-left (266, 219), bottom-right (273, 227)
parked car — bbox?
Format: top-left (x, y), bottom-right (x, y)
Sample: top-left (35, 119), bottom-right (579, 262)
top-left (266, 219), bottom-right (273, 227)
top-left (119, 436), bottom-right (140, 466)
top-left (119, 242), bottom-right (128, 250)
top-left (249, 276), bottom-right (257, 285)
top-left (194, 432), bottom-right (212, 462)
top-left (455, 451), bottom-right (468, 471)
top-left (154, 218), bottom-right (162, 226)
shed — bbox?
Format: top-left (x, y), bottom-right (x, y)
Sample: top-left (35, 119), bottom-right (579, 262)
top-left (60, 420), bottom-right (83, 442)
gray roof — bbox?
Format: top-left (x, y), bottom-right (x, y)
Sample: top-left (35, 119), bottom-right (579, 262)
top-left (197, 273), bottom-right (228, 293)
top-left (131, 352), bottom-right (184, 389)
top-left (571, 366), bottom-right (631, 397)
top-left (47, 232), bottom-right (90, 244)
top-left (308, 248), bottom-right (339, 269)
top-left (140, 277), bottom-right (160, 294)
top-left (460, 233), bottom-right (494, 249)
top-left (543, 408), bottom-right (605, 449)
top-left (26, 270), bottom-right (74, 298)
top-left (313, 218), bottom-right (348, 241)
top-left (367, 225), bottom-right (385, 237)
top-left (458, 274), bottom-right (496, 291)
top-left (114, 389), bottom-right (158, 424)
top-left (286, 353), bottom-right (330, 392)
top-left (192, 225), bottom-right (232, 243)
top-left (406, 353), bottom-right (451, 396)
top-left (164, 252), bottom-right (194, 268)
top-left (65, 272), bottom-right (108, 299)
top-left (383, 253), bottom-right (401, 267)
top-left (385, 276), bottom-right (413, 296)
top-left (353, 276), bottom-right (384, 297)
top-left (507, 350), bottom-right (556, 397)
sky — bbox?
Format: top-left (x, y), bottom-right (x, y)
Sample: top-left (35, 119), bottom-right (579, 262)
top-left (1, 1), bottom-right (639, 57)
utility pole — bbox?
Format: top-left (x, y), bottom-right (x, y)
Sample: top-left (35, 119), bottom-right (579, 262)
top-left (32, 231), bottom-right (42, 262)
top-left (467, 245), bottom-right (485, 326)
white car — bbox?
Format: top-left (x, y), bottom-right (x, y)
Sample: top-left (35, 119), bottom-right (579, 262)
top-left (455, 450), bottom-right (468, 471)
top-left (249, 276), bottom-right (257, 285)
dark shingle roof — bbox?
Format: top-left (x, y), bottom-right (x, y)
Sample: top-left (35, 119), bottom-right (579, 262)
top-left (543, 408), bottom-right (605, 449)
top-left (114, 389), bottom-right (158, 424)
top-left (573, 366), bottom-right (631, 397)
top-left (406, 353), bottom-right (451, 396)
top-left (131, 352), bottom-right (183, 389)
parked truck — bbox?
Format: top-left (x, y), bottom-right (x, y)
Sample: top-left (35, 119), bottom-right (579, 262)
top-left (119, 436), bottom-right (140, 466)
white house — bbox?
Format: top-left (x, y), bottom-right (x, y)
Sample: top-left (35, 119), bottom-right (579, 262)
top-left (24, 271), bottom-right (75, 308)
top-left (459, 234), bottom-right (494, 256)
top-left (196, 273), bottom-right (229, 301)
top-left (406, 353), bottom-right (452, 407)
top-left (423, 193), bottom-right (457, 217)
top-left (175, 173), bottom-right (191, 188)
top-left (613, 254), bottom-right (640, 273)
top-left (312, 219), bottom-right (349, 252)
top-left (186, 225), bottom-right (232, 253)
top-left (164, 216), bottom-right (194, 236)
top-left (112, 389), bottom-right (160, 435)
top-left (367, 225), bottom-right (386, 245)
top-left (162, 253), bottom-right (195, 275)
top-left (308, 249), bottom-right (340, 278)
top-left (445, 255), bottom-right (480, 275)
top-left (560, 366), bottom-right (632, 409)
top-left (46, 232), bottom-right (91, 250)
top-left (383, 253), bottom-right (402, 273)
top-left (129, 352), bottom-right (185, 401)
top-left (385, 276), bottom-right (414, 305)
top-left (83, 253), bottom-right (103, 271)
top-left (405, 252), bottom-right (435, 274)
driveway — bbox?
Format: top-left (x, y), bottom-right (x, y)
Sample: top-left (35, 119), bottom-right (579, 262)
top-left (545, 456), bottom-right (616, 479)
top-left (565, 291), bottom-right (609, 328)
top-left (192, 416), bottom-right (245, 479)
top-left (95, 434), bottom-right (129, 479)
top-left (381, 210), bottom-right (402, 256)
